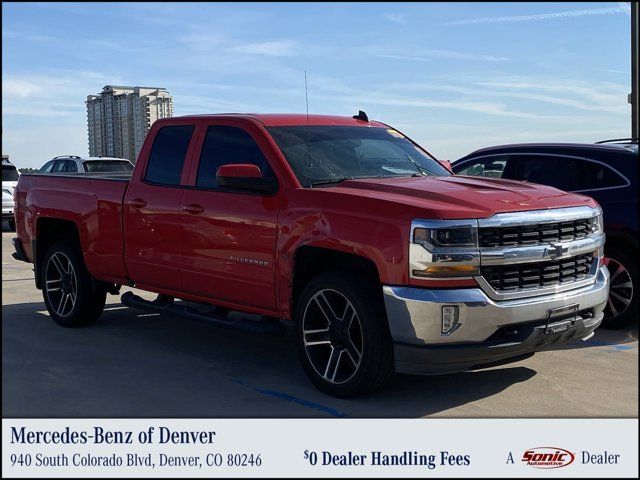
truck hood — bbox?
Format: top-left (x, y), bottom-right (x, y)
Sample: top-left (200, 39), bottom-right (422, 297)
top-left (324, 175), bottom-right (596, 219)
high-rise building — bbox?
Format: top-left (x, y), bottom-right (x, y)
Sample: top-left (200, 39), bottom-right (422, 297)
top-left (86, 85), bottom-right (173, 162)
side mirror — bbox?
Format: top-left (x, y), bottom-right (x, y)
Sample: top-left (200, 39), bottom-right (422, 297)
top-left (439, 160), bottom-right (454, 173)
top-left (216, 164), bottom-right (277, 194)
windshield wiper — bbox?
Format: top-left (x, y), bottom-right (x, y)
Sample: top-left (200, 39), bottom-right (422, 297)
top-left (310, 176), bottom-right (354, 186)
top-left (399, 154), bottom-right (433, 176)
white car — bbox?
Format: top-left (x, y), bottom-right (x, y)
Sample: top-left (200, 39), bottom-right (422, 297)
top-left (2, 158), bottom-right (19, 230)
top-left (2, 190), bottom-right (15, 230)
top-left (39, 155), bottom-right (134, 174)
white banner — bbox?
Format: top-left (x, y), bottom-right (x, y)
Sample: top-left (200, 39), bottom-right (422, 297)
top-left (2, 418), bottom-right (637, 478)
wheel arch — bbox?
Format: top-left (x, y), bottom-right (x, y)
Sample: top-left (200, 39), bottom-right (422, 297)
top-left (290, 245), bottom-right (381, 317)
top-left (605, 229), bottom-right (639, 259)
top-left (34, 217), bottom-right (82, 289)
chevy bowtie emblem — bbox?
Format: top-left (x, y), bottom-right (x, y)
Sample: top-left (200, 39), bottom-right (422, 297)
top-left (547, 243), bottom-right (566, 258)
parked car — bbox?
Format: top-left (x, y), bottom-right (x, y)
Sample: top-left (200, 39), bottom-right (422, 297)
top-left (13, 113), bottom-right (609, 397)
top-left (2, 158), bottom-right (19, 230)
top-left (39, 155), bottom-right (134, 174)
top-left (452, 141), bottom-right (638, 329)
top-left (2, 190), bottom-right (15, 230)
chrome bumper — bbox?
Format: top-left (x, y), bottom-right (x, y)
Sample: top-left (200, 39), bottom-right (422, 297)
top-left (383, 265), bottom-right (609, 374)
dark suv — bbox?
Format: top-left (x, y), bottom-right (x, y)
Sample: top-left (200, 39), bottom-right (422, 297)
top-left (453, 140), bottom-right (638, 329)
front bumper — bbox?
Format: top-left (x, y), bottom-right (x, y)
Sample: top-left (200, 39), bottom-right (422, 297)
top-left (383, 266), bottom-right (609, 374)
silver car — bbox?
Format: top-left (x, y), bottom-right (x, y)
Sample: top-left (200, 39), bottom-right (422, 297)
top-left (2, 158), bottom-right (19, 230)
top-left (39, 155), bottom-right (134, 174)
top-left (2, 189), bottom-right (15, 230)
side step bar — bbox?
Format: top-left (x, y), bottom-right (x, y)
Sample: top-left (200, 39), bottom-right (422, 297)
top-left (121, 291), bottom-right (285, 335)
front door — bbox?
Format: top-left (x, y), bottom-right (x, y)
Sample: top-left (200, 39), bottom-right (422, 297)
top-left (179, 122), bottom-right (282, 311)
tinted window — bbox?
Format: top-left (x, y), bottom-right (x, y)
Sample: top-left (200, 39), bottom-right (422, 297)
top-left (514, 155), bottom-right (626, 192)
top-left (196, 125), bottom-right (275, 189)
top-left (64, 160), bottom-right (78, 173)
top-left (52, 161), bottom-right (66, 173)
top-left (84, 160), bottom-right (134, 172)
top-left (40, 161), bottom-right (54, 173)
top-left (455, 156), bottom-right (518, 179)
top-left (578, 160), bottom-right (627, 190)
top-left (2, 165), bottom-right (19, 181)
top-left (145, 125), bottom-right (194, 185)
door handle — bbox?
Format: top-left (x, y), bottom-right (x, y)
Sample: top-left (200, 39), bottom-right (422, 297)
top-left (129, 198), bottom-right (147, 208)
top-left (182, 203), bottom-right (204, 214)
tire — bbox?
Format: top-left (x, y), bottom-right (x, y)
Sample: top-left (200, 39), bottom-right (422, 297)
top-left (41, 241), bottom-right (106, 327)
top-left (295, 272), bottom-right (394, 397)
top-left (8, 219), bottom-right (16, 231)
top-left (601, 247), bottom-right (638, 329)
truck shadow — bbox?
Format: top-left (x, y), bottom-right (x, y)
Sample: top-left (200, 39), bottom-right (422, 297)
top-left (4, 300), bottom-right (541, 418)
top-left (543, 325), bottom-right (637, 351)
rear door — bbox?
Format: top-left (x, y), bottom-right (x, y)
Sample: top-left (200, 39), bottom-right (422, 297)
top-left (511, 154), bottom-right (583, 191)
top-left (123, 121), bottom-right (199, 292)
top-left (179, 120), bottom-right (282, 310)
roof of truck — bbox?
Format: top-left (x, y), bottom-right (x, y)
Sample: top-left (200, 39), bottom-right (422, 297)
top-left (175, 113), bottom-right (388, 127)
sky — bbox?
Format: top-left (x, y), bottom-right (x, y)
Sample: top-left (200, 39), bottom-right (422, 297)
top-left (1, 2), bottom-right (633, 168)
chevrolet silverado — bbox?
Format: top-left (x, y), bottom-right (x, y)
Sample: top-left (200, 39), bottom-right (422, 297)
top-left (13, 113), bottom-right (610, 397)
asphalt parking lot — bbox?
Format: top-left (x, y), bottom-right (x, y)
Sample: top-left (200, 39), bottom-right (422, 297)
top-left (2, 226), bottom-right (637, 418)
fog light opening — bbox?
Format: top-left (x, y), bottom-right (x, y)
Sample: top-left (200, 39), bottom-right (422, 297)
top-left (441, 305), bottom-right (460, 335)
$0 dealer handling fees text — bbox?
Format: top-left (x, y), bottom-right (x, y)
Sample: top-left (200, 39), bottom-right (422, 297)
top-left (303, 450), bottom-right (471, 469)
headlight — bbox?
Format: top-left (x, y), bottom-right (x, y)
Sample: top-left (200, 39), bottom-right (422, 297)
top-left (410, 220), bottom-right (480, 278)
top-left (591, 208), bottom-right (603, 234)
top-left (413, 226), bottom-right (478, 249)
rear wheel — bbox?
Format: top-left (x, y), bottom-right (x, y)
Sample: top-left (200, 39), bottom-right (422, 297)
top-left (295, 272), bottom-right (393, 397)
top-left (602, 247), bottom-right (637, 329)
top-left (42, 241), bottom-right (106, 327)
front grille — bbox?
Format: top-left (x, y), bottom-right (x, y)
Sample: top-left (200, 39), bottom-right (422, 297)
top-left (479, 218), bottom-right (593, 247)
top-left (481, 253), bottom-right (594, 292)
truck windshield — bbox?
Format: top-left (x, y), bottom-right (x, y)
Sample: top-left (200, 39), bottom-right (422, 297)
top-left (267, 126), bottom-right (450, 186)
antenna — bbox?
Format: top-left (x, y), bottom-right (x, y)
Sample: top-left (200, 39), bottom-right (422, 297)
top-left (305, 70), bottom-right (312, 188)
top-left (353, 110), bottom-right (369, 122)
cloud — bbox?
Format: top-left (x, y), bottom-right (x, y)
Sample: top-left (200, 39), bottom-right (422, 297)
top-left (2, 124), bottom-right (88, 168)
top-left (619, 2), bottom-right (631, 15)
top-left (383, 13), bottom-right (407, 25)
top-left (3, 79), bottom-right (43, 98)
top-left (599, 68), bottom-right (628, 74)
top-left (382, 76), bottom-right (629, 115)
top-left (474, 77), bottom-right (628, 110)
top-left (2, 29), bottom-right (54, 42)
top-left (378, 49), bottom-right (509, 62)
top-left (317, 91), bottom-right (546, 119)
top-left (2, 70), bottom-right (125, 122)
top-left (230, 40), bottom-right (298, 57)
top-left (177, 94), bottom-right (252, 114)
top-left (448, 4), bottom-right (630, 26)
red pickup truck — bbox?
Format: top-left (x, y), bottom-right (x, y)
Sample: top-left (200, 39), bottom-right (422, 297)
top-left (13, 113), bottom-right (610, 397)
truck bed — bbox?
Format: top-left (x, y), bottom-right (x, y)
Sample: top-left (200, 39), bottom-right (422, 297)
top-left (14, 173), bottom-right (131, 285)
top-left (22, 171), bottom-right (133, 181)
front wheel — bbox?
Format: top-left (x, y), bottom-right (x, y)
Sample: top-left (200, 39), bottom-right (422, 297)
top-left (602, 248), bottom-right (638, 329)
top-left (42, 241), bottom-right (106, 327)
top-left (295, 272), bottom-right (393, 397)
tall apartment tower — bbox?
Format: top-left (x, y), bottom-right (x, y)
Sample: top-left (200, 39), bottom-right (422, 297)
top-left (86, 85), bottom-right (173, 162)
